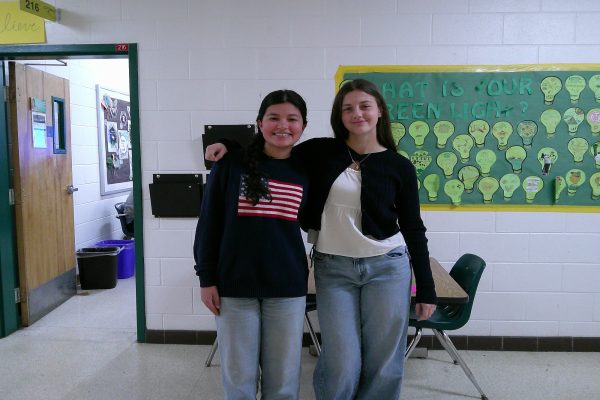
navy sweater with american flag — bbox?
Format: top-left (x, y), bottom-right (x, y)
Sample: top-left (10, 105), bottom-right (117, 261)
top-left (194, 149), bottom-right (309, 298)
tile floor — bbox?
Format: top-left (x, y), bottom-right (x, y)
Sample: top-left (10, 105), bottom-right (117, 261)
top-left (1, 278), bottom-right (598, 400)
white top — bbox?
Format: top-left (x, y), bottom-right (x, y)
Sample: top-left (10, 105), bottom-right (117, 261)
top-left (308, 167), bottom-right (406, 258)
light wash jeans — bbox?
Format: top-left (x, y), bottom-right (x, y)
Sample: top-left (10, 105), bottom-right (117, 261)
top-left (216, 296), bottom-right (306, 400)
top-left (312, 246), bottom-right (412, 400)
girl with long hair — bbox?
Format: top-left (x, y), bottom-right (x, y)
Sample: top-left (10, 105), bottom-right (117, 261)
top-left (194, 89), bottom-right (309, 400)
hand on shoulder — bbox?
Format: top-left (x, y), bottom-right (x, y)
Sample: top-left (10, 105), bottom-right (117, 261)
top-left (205, 143), bottom-right (228, 162)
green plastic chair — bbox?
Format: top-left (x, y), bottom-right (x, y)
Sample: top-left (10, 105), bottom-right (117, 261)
top-left (405, 253), bottom-right (488, 400)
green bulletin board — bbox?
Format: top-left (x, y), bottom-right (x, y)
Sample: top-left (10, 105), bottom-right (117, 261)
top-left (336, 65), bottom-right (600, 212)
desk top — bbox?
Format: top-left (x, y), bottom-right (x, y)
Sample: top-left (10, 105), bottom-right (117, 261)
top-left (412, 257), bottom-right (469, 304)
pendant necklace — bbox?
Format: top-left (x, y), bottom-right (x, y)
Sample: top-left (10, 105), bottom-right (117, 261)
top-left (347, 147), bottom-right (373, 171)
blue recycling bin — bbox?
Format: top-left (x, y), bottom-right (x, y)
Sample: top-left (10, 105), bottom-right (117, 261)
top-left (95, 240), bottom-right (135, 279)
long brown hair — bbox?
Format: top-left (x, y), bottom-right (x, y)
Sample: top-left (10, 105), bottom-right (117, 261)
top-left (330, 79), bottom-right (396, 151)
top-left (243, 89), bottom-right (307, 205)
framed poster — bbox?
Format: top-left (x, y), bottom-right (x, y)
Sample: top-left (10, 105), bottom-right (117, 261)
top-left (96, 85), bottom-right (132, 195)
top-left (336, 64), bottom-right (600, 212)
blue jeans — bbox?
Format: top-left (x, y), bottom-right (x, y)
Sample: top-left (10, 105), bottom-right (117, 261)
top-left (313, 247), bottom-right (411, 400)
top-left (216, 297), bottom-right (306, 400)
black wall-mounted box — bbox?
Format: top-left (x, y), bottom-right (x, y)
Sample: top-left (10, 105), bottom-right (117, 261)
top-left (149, 174), bottom-right (203, 218)
top-left (203, 124), bottom-right (256, 169)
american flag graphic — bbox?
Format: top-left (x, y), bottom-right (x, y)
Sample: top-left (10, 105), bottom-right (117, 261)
top-left (238, 177), bottom-right (303, 221)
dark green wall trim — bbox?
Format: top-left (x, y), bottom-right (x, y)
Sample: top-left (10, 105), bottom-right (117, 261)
top-left (146, 330), bottom-right (600, 352)
top-left (0, 60), bottom-right (19, 337)
top-left (410, 335), bottom-right (600, 352)
top-left (0, 44), bottom-right (132, 58)
top-left (0, 44), bottom-right (145, 341)
top-left (127, 44), bottom-right (147, 343)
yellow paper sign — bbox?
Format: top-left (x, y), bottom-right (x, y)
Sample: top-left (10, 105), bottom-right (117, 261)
top-left (19, 0), bottom-right (56, 22)
top-left (0, 2), bottom-right (46, 45)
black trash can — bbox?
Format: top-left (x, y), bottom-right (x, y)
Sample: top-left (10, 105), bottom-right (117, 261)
top-left (76, 247), bottom-right (121, 290)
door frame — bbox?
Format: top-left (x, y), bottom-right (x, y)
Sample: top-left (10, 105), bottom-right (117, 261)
top-left (0, 44), bottom-right (145, 342)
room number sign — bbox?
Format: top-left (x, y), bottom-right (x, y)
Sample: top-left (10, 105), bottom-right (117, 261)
top-left (19, 0), bottom-right (56, 22)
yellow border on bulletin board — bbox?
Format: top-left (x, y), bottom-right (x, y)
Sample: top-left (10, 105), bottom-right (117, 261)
top-left (335, 64), bottom-right (600, 82)
top-left (335, 64), bottom-right (600, 213)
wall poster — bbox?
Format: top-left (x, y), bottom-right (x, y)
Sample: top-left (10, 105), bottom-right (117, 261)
top-left (336, 64), bottom-right (600, 212)
top-left (96, 85), bottom-right (132, 195)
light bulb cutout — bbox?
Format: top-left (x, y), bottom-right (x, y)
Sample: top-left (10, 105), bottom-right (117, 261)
top-left (391, 122), bottom-right (406, 147)
top-left (408, 120), bottom-right (430, 149)
top-left (588, 74), bottom-right (600, 102)
top-left (436, 151), bottom-right (458, 178)
top-left (398, 149), bottom-right (409, 159)
top-left (423, 174), bottom-right (441, 201)
top-left (540, 76), bottom-right (562, 105)
top-left (590, 172), bottom-right (600, 200)
top-left (444, 179), bottom-right (465, 206)
top-left (567, 137), bottom-right (589, 163)
top-left (505, 145), bottom-right (527, 173)
top-left (540, 109), bottom-right (562, 137)
top-left (537, 147), bottom-right (558, 176)
top-left (516, 120), bottom-right (538, 148)
top-left (433, 120), bottom-right (454, 149)
top-left (563, 107), bottom-right (585, 135)
top-left (457, 165), bottom-right (480, 193)
top-left (522, 176), bottom-right (544, 203)
top-left (586, 108), bottom-right (600, 136)
top-left (478, 177), bottom-right (499, 204)
top-left (475, 149), bottom-right (497, 177)
top-left (591, 141), bottom-right (600, 169)
top-left (554, 176), bottom-right (566, 203)
top-left (452, 134), bottom-right (474, 163)
top-left (491, 121), bottom-right (513, 151)
top-left (565, 75), bottom-right (586, 104)
top-left (500, 173), bottom-right (521, 201)
top-left (565, 169), bottom-right (586, 196)
top-left (410, 150), bottom-right (432, 176)
top-left (468, 119), bottom-right (490, 148)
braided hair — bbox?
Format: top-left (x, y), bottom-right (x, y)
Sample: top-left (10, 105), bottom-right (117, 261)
top-left (243, 89), bottom-right (307, 205)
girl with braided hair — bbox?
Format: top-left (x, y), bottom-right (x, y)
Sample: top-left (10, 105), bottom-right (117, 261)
top-left (194, 89), bottom-right (309, 400)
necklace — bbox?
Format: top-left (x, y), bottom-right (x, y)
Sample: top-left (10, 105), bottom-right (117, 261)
top-left (347, 147), bottom-right (373, 171)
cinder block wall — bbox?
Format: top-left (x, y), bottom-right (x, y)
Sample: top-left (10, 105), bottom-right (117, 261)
top-left (45, 0), bottom-right (600, 337)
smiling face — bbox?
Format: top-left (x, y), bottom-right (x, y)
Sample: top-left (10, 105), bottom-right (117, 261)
top-left (341, 90), bottom-right (381, 139)
top-left (258, 102), bottom-right (306, 158)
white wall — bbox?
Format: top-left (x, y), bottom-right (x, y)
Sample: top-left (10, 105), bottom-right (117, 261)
top-left (42, 0), bottom-right (600, 336)
top-left (68, 59), bottom-right (131, 249)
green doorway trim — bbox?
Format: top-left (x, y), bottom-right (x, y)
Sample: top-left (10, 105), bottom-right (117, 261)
top-left (0, 44), bottom-right (146, 342)
top-left (0, 60), bottom-right (18, 337)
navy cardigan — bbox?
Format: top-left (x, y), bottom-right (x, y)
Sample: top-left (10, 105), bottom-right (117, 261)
top-left (293, 138), bottom-right (436, 304)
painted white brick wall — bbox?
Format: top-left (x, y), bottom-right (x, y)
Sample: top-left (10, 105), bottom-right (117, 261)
top-left (68, 60), bottom-right (131, 248)
top-left (43, 0), bottom-right (600, 336)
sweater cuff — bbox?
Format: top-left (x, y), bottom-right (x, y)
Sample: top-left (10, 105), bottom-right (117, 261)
top-left (195, 265), bottom-right (217, 288)
top-left (199, 276), bottom-right (217, 288)
top-left (415, 288), bottom-right (437, 305)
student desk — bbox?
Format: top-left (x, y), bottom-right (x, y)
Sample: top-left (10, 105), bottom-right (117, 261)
top-left (412, 257), bottom-right (468, 304)
top-left (409, 257), bottom-right (468, 358)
